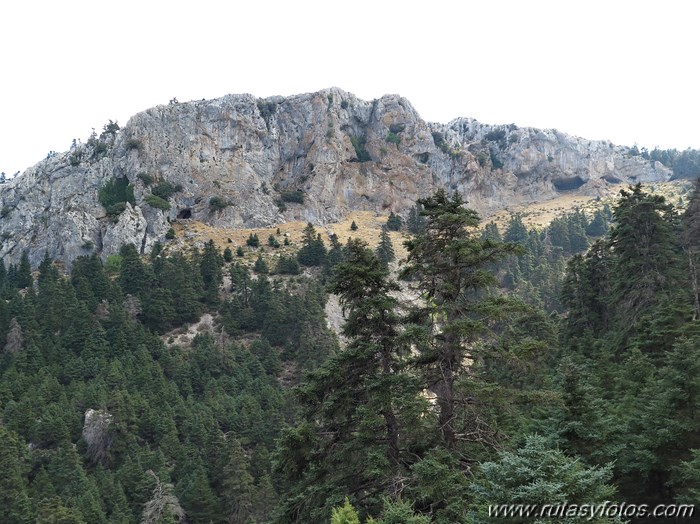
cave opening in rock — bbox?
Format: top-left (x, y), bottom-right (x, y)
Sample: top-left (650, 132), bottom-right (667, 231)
top-left (552, 176), bottom-right (585, 191)
top-left (177, 208), bottom-right (192, 219)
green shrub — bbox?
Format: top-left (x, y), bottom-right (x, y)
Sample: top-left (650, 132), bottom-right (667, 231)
top-left (257, 100), bottom-right (277, 120)
top-left (137, 172), bottom-right (154, 185)
top-left (152, 181), bottom-right (182, 200)
top-left (490, 150), bottom-right (504, 169)
top-left (340, 100), bottom-right (349, 109)
top-left (236, 246), bottom-right (245, 257)
top-left (350, 220), bottom-right (358, 231)
top-left (69, 151), bottom-right (83, 166)
top-left (484, 129), bottom-right (506, 143)
top-left (209, 196), bottom-right (229, 211)
top-left (91, 140), bottom-right (108, 158)
top-left (99, 177), bottom-right (135, 209)
top-left (386, 132), bottom-right (401, 145)
top-left (432, 131), bottom-right (460, 157)
top-left (246, 233), bottom-right (260, 247)
top-left (105, 254), bottom-right (122, 274)
top-left (165, 227), bottom-right (176, 240)
top-left (268, 235), bottom-right (280, 248)
top-left (100, 119), bottom-right (120, 138)
top-left (145, 195), bottom-right (171, 211)
top-left (106, 202), bottom-right (127, 221)
top-left (350, 135), bottom-right (371, 162)
top-left (280, 190), bottom-right (304, 204)
top-left (223, 247), bottom-right (233, 262)
top-left (126, 138), bottom-right (142, 151)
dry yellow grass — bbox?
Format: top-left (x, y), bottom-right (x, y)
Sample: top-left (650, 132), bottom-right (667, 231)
top-left (166, 210), bottom-right (409, 267)
top-left (164, 181), bottom-right (692, 260)
top-left (484, 181), bottom-right (691, 230)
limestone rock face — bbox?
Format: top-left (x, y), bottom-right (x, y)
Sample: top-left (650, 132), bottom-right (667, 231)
top-left (0, 88), bottom-right (671, 268)
top-left (101, 202), bottom-right (149, 257)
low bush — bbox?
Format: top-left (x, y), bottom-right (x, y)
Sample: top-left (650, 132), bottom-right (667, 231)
top-left (145, 195), bottom-right (171, 211)
top-left (280, 190), bottom-right (304, 204)
top-left (209, 196), bottom-right (229, 211)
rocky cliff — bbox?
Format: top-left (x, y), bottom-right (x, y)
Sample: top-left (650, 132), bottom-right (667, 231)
top-left (0, 87), bottom-right (671, 268)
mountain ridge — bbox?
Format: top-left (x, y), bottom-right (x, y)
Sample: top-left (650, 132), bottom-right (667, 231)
top-left (0, 87), bottom-right (670, 268)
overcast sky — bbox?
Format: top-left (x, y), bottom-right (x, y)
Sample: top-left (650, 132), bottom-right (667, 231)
top-left (1, 0), bottom-right (697, 176)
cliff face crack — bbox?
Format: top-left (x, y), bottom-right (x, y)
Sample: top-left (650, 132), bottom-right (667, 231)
top-left (140, 229), bottom-right (148, 255)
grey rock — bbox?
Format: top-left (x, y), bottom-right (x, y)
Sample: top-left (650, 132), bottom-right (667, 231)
top-left (0, 88), bottom-right (671, 268)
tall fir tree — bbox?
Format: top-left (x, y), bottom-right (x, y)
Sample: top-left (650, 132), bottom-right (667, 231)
top-left (276, 239), bottom-right (424, 522)
top-left (401, 189), bottom-right (522, 450)
top-left (375, 226), bottom-right (395, 270)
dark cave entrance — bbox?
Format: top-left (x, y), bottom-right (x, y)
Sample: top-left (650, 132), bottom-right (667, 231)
top-left (177, 208), bottom-right (192, 219)
top-left (552, 176), bottom-right (585, 191)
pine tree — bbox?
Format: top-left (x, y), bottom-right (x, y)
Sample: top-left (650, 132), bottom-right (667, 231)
top-left (276, 256), bottom-right (300, 275)
top-left (503, 213), bottom-right (528, 245)
top-left (254, 255), bottom-right (269, 274)
top-left (375, 227), bottom-right (395, 270)
top-left (480, 221), bottom-right (502, 242)
top-left (586, 208), bottom-right (609, 237)
top-left (246, 233), bottom-right (260, 247)
top-left (220, 438), bottom-right (255, 524)
top-left (470, 435), bottom-right (617, 520)
top-left (325, 233), bottom-right (346, 272)
top-left (200, 239), bottom-right (223, 305)
top-left (177, 465), bottom-right (219, 524)
top-left (607, 184), bottom-right (685, 350)
top-left (36, 497), bottom-right (86, 524)
top-left (401, 189), bottom-right (522, 450)
top-left (118, 243), bottom-right (149, 296)
top-left (385, 212), bottom-right (403, 231)
top-left (276, 239), bottom-right (423, 521)
top-left (297, 223), bottom-right (327, 267)
top-left (0, 426), bottom-right (33, 524)
top-left (331, 498), bottom-right (361, 524)
top-left (407, 203), bottom-right (426, 235)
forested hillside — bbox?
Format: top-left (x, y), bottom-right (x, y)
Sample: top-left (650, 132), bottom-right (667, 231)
top-left (1, 182), bottom-right (698, 523)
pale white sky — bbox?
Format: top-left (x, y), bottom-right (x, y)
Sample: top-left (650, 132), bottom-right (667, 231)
top-left (1, 0), bottom-right (697, 176)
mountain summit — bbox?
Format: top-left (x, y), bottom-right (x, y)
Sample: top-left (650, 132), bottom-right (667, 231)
top-left (0, 88), bottom-right (670, 268)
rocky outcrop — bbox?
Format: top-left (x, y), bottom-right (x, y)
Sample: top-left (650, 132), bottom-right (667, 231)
top-left (0, 88), bottom-right (671, 268)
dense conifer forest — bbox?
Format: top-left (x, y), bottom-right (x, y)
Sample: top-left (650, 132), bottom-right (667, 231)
top-left (1, 182), bottom-right (698, 523)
